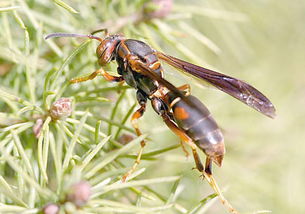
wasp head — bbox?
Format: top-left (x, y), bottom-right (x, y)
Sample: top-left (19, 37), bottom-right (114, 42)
top-left (96, 34), bottom-right (124, 65)
top-left (45, 32), bottom-right (124, 66)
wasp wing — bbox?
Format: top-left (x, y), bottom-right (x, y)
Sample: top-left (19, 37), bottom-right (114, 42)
top-left (157, 52), bottom-right (276, 118)
top-left (130, 59), bottom-right (202, 109)
top-left (131, 60), bottom-right (184, 96)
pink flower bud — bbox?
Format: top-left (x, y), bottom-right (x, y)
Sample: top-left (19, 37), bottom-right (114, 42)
top-left (145, 0), bottom-right (173, 19)
top-left (67, 181), bottom-right (91, 207)
top-left (118, 134), bottom-right (135, 145)
top-left (33, 118), bottom-right (43, 138)
top-left (49, 98), bottom-right (72, 120)
top-left (42, 203), bottom-right (59, 214)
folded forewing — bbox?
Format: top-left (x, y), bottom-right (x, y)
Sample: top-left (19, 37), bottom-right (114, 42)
top-left (157, 52), bottom-right (276, 118)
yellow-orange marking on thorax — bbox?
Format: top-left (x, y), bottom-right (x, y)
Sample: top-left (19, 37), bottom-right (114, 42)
top-left (174, 107), bottom-right (189, 120)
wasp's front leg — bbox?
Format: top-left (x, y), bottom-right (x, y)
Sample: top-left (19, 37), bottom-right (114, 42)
top-left (122, 90), bottom-right (148, 182)
top-left (70, 67), bottom-right (124, 84)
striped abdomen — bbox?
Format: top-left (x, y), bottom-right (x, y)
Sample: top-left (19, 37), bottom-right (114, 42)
top-left (170, 95), bottom-right (225, 166)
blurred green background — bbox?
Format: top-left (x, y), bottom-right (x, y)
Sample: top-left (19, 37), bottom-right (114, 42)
top-left (0, 0), bottom-right (304, 213)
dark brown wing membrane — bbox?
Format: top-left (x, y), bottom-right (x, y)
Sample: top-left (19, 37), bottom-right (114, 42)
top-left (157, 52), bottom-right (276, 118)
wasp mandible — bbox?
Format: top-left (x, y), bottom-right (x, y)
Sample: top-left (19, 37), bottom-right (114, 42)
top-left (46, 31), bottom-right (275, 213)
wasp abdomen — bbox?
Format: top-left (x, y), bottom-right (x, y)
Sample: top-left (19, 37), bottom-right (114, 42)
top-left (170, 95), bottom-right (225, 166)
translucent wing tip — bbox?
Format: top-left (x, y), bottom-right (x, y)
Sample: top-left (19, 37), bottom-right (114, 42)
top-left (249, 96), bottom-right (276, 118)
top-left (263, 104), bottom-right (276, 119)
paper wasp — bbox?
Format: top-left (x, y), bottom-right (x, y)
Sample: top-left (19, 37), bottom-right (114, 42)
top-left (46, 31), bottom-right (275, 213)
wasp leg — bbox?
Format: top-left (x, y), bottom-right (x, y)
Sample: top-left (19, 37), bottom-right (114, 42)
top-left (70, 69), bottom-right (101, 84)
top-left (205, 157), bottom-right (212, 175)
top-left (151, 97), bottom-right (203, 171)
top-left (201, 171), bottom-right (239, 214)
top-left (198, 159), bottom-right (238, 214)
top-left (70, 67), bottom-right (124, 84)
top-left (163, 114), bottom-right (204, 172)
top-left (122, 90), bottom-right (147, 182)
top-left (152, 99), bottom-right (238, 214)
top-left (101, 68), bottom-right (124, 82)
top-left (167, 122), bottom-right (239, 214)
top-left (180, 140), bottom-right (190, 157)
top-left (177, 84), bottom-right (191, 96)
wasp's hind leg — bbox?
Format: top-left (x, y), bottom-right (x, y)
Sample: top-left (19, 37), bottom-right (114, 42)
top-left (122, 90), bottom-right (147, 182)
top-left (70, 67), bottom-right (124, 83)
top-left (199, 156), bottom-right (239, 214)
top-left (204, 157), bottom-right (212, 175)
top-left (152, 97), bottom-right (239, 214)
top-left (166, 123), bottom-right (238, 214)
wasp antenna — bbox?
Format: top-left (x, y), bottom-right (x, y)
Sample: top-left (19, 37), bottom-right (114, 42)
top-left (91, 28), bottom-right (109, 36)
top-left (44, 33), bottom-right (102, 42)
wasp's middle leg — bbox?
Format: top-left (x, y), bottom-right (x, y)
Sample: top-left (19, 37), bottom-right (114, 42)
top-left (122, 90), bottom-right (147, 182)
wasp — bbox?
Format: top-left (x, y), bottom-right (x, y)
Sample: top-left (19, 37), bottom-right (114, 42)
top-left (46, 31), bottom-right (275, 213)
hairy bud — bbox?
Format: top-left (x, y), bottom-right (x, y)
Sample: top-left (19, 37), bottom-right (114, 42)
top-left (145, 0), bottom-right (173, 19)
top-left (33, 118), bottom-right (44, 138)
top-left (49, 98), bottom-right (72, 120)
top-left (118, 134), bottom-right (135, 145)
top-left (67, 181), bottom-right (91, 207)
top-left (42, 203), bottom-right (59, 214)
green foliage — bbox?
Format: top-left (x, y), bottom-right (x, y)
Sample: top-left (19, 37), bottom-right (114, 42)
top-left (0, 0), bottom-right (304, 213)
